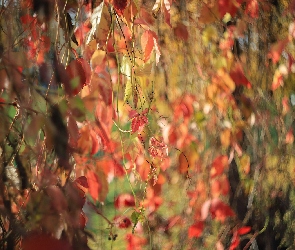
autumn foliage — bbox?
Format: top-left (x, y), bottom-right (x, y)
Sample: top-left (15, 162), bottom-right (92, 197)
top-left (1, 0), bottom-right (295, 249)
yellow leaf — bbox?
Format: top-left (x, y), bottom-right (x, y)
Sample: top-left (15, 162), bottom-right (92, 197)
top-left (217, 69), bottom-right (235, 92)
top-left (240, 154), bottom-right (250, 175)
top-left (202, 26), bottom-right (218, 46)
top-left (220, 129), bottom-right (231, 148)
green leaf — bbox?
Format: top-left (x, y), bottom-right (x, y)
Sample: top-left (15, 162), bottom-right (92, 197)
top-left (131, 211), bottom-right (140, 224)
top-left (124, 80), bottom-right (132, 103)
top-left (69, 96), bottom-right (85, 122)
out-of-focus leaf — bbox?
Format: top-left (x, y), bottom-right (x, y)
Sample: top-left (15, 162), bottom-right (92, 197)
top-left (268, 38), bottom-right (290, 64)
top-left (115, 193), bottom-right (136, 209)
top-left (188, 221), bottom-right (204, 238)
top-left (174, 22), bottom-right (189, 41)
top-left (218, 0), bottom-right (242, 18)
top-left (202, 26), bottom-right (218, 46)
top-left (240, 154), bottom-right (250, 175)
top-left (210, 198), bottom-right (235, 222)
top-left (86, 169), bottom-right (108, 202)
top-left (229, 230), bottom-right (240, 250)
top-left (245, 0), bottom-right (259, 18)
top-left (91, 49), bottom-right (106, 69)
top-left (230, 63), bottom-right (251, 88)
top-left (210, 155), bottom-right (228, 178)
top-left (46, 185), bottom-right (67, 213)
top-left (22, 233), bottom-right (72, 250)
top-left (237, 226), bottom-right (251, 235)
top-left (69, 96), bottom-right (86, 122)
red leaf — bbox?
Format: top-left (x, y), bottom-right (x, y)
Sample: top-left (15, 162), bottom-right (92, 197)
top-left (112, 0), bottom-right (128, 15)
top-left (74, 23), bottom-right (91, 46)
top-left (148, 137), bottom-right (168, 159)
top-left (114, 215), bottom-right (132, 228)
top-left (268, 38), bottom-right (290, 64)
top-left (142, 187), bottom-right (163, 212)
top-left (188, 221), bottom-right (204, 238)
top-left (115, 193), bottom-right (135, 209)
top-left (66, 59), bottom-right (87, 95)
top-left (230, 63), bottom-right (252, 88)
top-left (75, 176), bottom-right (89, 189)
top-left (126, 233), bottom-right (147, 250)
top-left (131, 114), bottom-right (148, 133)
top-left (210, 155), bottom-right (228, 178)
top-left (53, 58), bottom-right (71, 95)
top-left (218, 0), bottom-right (242, 18)
top-left (245, 0), bottom-right (259, 18)
top-left (210, 198), bottom-right (235, 222)
top-left (80, 212), bottom-right (87, 228)
top-left (211, 176), bottom-right (230, 197)
top-left (78, 58), bottom-right (91, 85)
top-left (0, 98), bottom-right (5, 107)
top-left (229, 230), bottom-right (240, 250)
top-left (237, 226), bottom-right (251, 235)
top-left (174, 23), bottom-right (189, 41)
top-left (163, 0), bottom-right (172, 27)
top-left (68, 115), bottom-right (79, 146)
top-left (20, 14), bottom-right (35, 25)
top-left (22, 233), bottom-right (72, 250)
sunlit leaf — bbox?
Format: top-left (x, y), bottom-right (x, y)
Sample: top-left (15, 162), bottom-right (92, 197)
top-left (86, 2), bottom-right (111, 46)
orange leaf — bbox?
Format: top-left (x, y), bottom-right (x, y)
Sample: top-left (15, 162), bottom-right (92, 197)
top-left (178, 152), bottom-right (189, 174)
top-left (210, 198), bottom-right (235, 222)
top-left (199, 3), bottom-right (219, 24)
top-left (211, 176), bottom-right (230, 197)
top-left (90, 130), bottom-right (100, 155)
top-left (86, 170), bottom-right (108, 202)
top-left (285, 128), bottom-right (294, 144)
top-left (188, 221), bottom-right (204, 238)
top-left (237, 226), bottom-right (251, 235)
top-left (141, 30), bottom-right (154, 62)
top-left (210, 155), bottom-right (228, 178)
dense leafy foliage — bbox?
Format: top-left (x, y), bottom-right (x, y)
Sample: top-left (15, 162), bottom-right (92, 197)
top-left (1, 0), bottom-right (295, 249)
